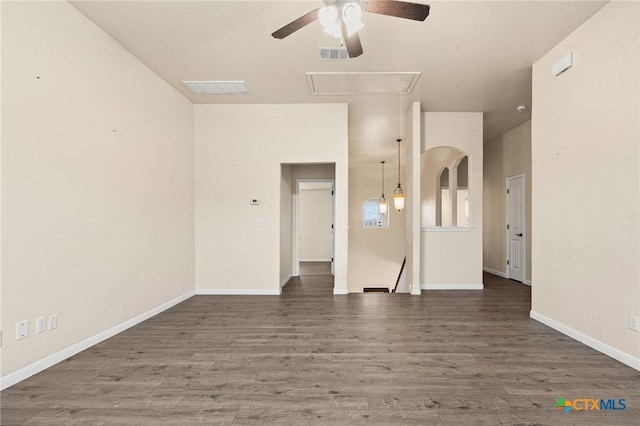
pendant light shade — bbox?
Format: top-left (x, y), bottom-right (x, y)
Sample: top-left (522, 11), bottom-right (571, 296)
top-left (379, 161), bottom-right (388, 214)
top-left (393, 186), bottom-right (405, 211)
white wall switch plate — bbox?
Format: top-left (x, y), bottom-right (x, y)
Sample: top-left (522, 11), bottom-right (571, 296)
top-left (49, 314), bottom-right (58, 330)
top-left (16, 320), bottom-right (28, 340)
top-left (250, 198), bottom-right (260, 205)
top-left (36, 316), bottom-right (47, 333)
top-left (629, 314), bottom-right (640, 332)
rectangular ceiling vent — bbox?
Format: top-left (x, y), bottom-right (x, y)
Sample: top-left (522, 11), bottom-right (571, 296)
top-left (182, 81), bottom-right (251, 95)
top-left (318, 47), bottom-right (349, 61)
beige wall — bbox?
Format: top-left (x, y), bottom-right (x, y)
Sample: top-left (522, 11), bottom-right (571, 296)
top-left (347, 163), bottom-right (406, 292)
top-left (298, 185), bottom-right (333, 261)
top-left (292, 164), bottom-right (335, 181)
top-left (531, 1), bottom-right (639, 362)
top-left (194, 104), bottom-right (349, 294)
top-left (279, 165), bottom-right (293, 286)
top-left (406, 103), bottom-right (422, 294)
top-left (483, 120), bottom-right (532, 282)
top-left (1, 1), bottom-right (194, 376)
top-left (421, 113), bottom-right (483, 287)
top-left (346, 103), bottom-right (421, 294)
top-left (0, 0), bottom-right (4, 370)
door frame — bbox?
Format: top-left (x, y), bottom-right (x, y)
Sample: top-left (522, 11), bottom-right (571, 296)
top-left (294, 178), bottom-right (335, 277)
top-left (505, 174), bottom-right (526, 283)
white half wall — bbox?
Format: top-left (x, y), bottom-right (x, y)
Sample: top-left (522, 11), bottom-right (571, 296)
top-left (420, 113), bottom-right (483, 287)
top-left (1, 1), bottom-right (194, 378)
top-left (194, 104), bottom-right (348, 294)
top-left (531, 1), bottom-right (639, 363)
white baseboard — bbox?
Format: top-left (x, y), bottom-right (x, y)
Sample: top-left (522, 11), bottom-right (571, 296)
top-left (196, 288), bottom-right (281, 296)
top-left (280, 275), bottom-right (293, 289)
top-left (333, 287), bottom-right (348, 295)
top-left (523, 279), bottom-right (532, 286)
top-left (300, 259), bottom-right (331, 262)
top-left (0, 290), bottom-right (195, 391)
top-left (530, 310), bottom-right (640, 372)
top-left (421, 283), bottom-right (484, 290)
top-left (483, 267), bottom-right (507, 278)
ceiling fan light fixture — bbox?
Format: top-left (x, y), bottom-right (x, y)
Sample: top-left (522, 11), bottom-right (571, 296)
top-left (342, 2), bottom-right (364, 37)
top-left (319, 5), bottom-right (342, 38)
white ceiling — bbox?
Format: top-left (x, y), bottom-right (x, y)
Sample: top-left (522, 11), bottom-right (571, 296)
top-left (70, 0), bottom-right (606, 160)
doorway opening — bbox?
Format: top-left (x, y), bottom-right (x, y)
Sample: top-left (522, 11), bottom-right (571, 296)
top-left (295, 179), bottom-right (335, 277)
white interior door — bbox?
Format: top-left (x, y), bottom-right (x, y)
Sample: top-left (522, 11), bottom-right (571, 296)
top-left (506, 175), bottom-right (526, 282)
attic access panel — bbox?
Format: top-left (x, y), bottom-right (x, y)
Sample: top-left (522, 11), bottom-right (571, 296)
top-left (306, 72), bottom-right (421, 96)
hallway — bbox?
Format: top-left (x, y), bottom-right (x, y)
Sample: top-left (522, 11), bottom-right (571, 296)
top-left (282, 262), bottom-right (334, 296)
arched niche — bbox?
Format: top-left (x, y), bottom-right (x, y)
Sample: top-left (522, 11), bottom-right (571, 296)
top-left (421, 147), bottom-right (470, 228)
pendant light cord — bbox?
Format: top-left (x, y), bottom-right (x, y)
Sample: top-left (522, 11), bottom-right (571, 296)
top-left (397, 140), bottom-right (401, 186)
top-left (399, 92), bottom-right (403, 140)
top-left (397, 92), bottom-right (403, 186)
top-left (381, 161), bottom-right (385, 196)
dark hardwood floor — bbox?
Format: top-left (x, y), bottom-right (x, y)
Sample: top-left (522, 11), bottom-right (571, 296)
top-left (2, 271), bottom-right (639, 425)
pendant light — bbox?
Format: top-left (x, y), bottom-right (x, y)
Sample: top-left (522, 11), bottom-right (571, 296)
top-left (392, 94), bottom-right (406, 211)
top-left (379, 161), bottom-right (388, 214)
top-left (393, 139), bottom-right (405, 211)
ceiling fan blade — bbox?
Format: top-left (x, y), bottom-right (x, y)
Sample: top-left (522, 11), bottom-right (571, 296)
top-left (364, 1), bottom-right (430, 21)
top-left (271, 8), bottom-right (320, 39)
top-left (343, 30), bottom-right (364, 58)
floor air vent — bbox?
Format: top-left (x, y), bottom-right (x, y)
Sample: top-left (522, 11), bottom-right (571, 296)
top-left (363, 287), bottom-right (390, 293)
top-left (319, 47), bottom-right (349, 61)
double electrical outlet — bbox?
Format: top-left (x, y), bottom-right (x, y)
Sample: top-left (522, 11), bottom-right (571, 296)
top-left (15, 315), bottom-right (58, 341)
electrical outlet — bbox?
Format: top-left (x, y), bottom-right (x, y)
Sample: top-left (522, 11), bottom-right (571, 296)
top-left (36, 316), bottom-right (47, 333)
top-left (16, 320), bottom-right (28, 340)
top-left (217, 269), bottom-right (224, 278)
top-left (48, 314), bottom-right (58, 331)
top-left (629, 314), bottom-right (640, 332)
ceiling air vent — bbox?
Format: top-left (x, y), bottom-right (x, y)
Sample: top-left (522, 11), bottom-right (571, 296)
top-left (318, 47), bottom-right (349, 61)
top-left (182, 81), bottom-right (251, 95)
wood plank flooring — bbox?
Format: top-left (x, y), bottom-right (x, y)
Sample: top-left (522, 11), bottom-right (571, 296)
top-left (2, 271), bottom-right (639, 425)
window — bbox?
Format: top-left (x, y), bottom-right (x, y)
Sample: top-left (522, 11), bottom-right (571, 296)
top-left (363, 199), bottom-right (389, 228)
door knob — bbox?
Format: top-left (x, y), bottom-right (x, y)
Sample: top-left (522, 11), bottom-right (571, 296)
top-left (516, 233), bottom-right (523, 237)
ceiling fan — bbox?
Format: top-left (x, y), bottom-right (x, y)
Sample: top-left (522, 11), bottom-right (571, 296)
top-left (271, 1), bottom-right (430, 58)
